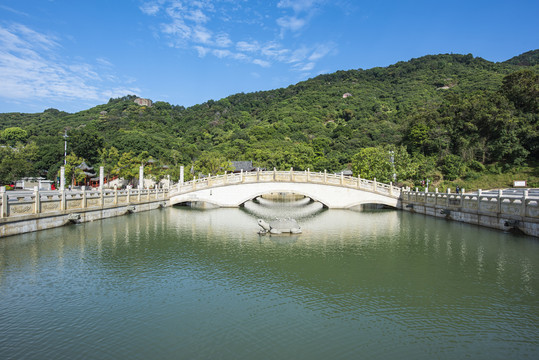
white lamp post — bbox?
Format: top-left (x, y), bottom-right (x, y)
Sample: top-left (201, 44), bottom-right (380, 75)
top-left (63, 130), bottom-right (68, 165)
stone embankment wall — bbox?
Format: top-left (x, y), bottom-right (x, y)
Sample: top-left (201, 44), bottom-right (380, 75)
top-left (1, 187), bottom-right (169, 237)
top-left (400, 190), bottom-right (539, 237)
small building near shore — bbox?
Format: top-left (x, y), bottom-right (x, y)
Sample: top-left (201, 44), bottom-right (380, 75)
top-left (231, 161), bottom-right (257, 173)
top-left (336, 170), bottom-right (353, 176)
top-left (15, 177), bottom-right (53, 190)
top-left (77, 162), bottom-right (96, 187)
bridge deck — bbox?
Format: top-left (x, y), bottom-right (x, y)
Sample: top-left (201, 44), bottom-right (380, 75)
top-left (171, 170), bottom-right (400, 198)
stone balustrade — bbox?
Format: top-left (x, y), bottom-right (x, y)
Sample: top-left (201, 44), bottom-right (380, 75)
top-left (175, 170), bottom-right (401, 198)
top-left (1, 186), bottom-right (168, 219)
top-left (401, 189), bottom-right (539, 237)
top-left (2, 171), bottom-right (537, 237)
top-left (402, 189), bottom-right (539, 218)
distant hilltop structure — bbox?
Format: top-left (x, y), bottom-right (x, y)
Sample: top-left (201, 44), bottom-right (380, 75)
top-left (134, 97), bottom-right (153, 107)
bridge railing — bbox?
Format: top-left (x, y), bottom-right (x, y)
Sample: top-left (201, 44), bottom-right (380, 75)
top-left (0, 187), bottom-right (169, 219)
top-left (402, 189), bottom-right (539, 218)
top-left (173, 170), bottom-right (401, 198)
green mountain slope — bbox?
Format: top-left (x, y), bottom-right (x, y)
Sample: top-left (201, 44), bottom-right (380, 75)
top-left (1, 51), bottom-right (537, 188)
top-left (503, 49), bottom-right (539, 66)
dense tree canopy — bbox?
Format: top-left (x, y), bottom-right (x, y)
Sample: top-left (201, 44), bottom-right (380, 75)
top-left (0, 51), bottom-right (537, 188)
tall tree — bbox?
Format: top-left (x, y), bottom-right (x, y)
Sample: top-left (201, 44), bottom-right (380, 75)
top-left (501, 69), bottom-right (539, 113)
top-left (98, 147), bottom-right (120, 181)
top-left (1, 127), bottom-right (28, 146)
top-left (63, 153), bottom-right (87, 187)
top-left (68, 128), bottom-right (105, 165)
top-left (194, 151), bottom-right (233, 176)
top-left (0, 142), bottom-right (38, 184)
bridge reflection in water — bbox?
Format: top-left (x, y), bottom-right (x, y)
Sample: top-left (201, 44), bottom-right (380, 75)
top-left (0, 200), bottom-right (538, 359)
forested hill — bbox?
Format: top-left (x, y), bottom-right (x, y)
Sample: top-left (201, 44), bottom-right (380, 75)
top-left (0, 51), bottom-right (538, 188)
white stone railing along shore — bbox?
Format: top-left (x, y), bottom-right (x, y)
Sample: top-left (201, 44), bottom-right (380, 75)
top-left (402, 188), bottom-right (539, 218)
top-left (1, 186), bottom-right (168, 218)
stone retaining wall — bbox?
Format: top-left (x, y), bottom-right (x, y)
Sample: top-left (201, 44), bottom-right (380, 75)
top-left (400, 190), bottom-right (539, 237)
top-left (1, 188), bottom-right (169, 237)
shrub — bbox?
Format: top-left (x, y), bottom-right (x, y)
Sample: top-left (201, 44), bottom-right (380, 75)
top-left (439, 154), bottom-right (463, 181)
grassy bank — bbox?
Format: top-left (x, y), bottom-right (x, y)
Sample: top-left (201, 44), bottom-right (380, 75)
top-left (431, 164), bottom-right (539, 192)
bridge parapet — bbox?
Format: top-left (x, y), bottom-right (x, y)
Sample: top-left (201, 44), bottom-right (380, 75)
top-left (172, 170), bottom-right (401, 198)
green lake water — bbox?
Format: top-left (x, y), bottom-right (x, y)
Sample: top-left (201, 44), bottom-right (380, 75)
top-left (1, 199), bottom-right (538, 359)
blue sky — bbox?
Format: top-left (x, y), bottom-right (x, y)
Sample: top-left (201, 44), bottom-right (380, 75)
top-left (0, 0), bottom-right (537, 113)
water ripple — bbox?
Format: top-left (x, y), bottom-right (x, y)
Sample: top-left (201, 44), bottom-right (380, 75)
top-left (0, 206), bottom-right (538, 359)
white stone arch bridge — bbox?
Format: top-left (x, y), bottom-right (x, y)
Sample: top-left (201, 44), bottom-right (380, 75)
top-left (169, 170), bottom-right (401, 209)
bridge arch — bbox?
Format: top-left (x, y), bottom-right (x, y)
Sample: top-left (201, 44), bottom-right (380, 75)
top-left (169, 179), bottom-right (400, 210)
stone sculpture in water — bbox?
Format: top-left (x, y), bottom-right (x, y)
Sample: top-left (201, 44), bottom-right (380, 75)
top-left (257, 218), bottom-right (302, 234)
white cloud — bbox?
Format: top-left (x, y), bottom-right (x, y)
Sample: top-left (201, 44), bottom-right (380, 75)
top-left (276, 0), bottom-right (325, 37)
top-left (236, 41), bottom-right (259, 53)
top-left (308, 43), bottom-right (333, 61)
top-left (0, 5), bottom-right (30, 17)
top-left (186, 9), bottom-right (209, 23)
top-left (293, 62), bottom-right (315, 72)
top-left (1, 24), bottom-right (59, 53)
top-left (213, 49), bottom-right (231, 58)
top-left (140, 2), bottom-right (160, 15)
top-left (194, 45), bottom-right (210, 57)
top-left (288, 46), bottom-right (310, 63)
top-left (261, 42), bottom-right (289, 61)
top-left (165, 1), bottom-right (186, 20)
top-left (253, 59), bottom-right (271, 67)
top-left (0, 24), bottom-right (138, 103)
top-left (96, 57), bottom-right (114, 67)
top-left (277, 16), bottom-right (307, 33)
top-left (215, 33), bottom-right (232, 47)
top-left (212, 49), bottom-right (248, 61)
top-left (277, 0), bottom-right (319, 13)
top-left (193, 26), bottom-right (212, 44)
top-left (140, 0), bottom-right (336, 73)
top-left (68, 64), bottom-right (100, 80)
top-left (161, 19), bottom-right (192, 42)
